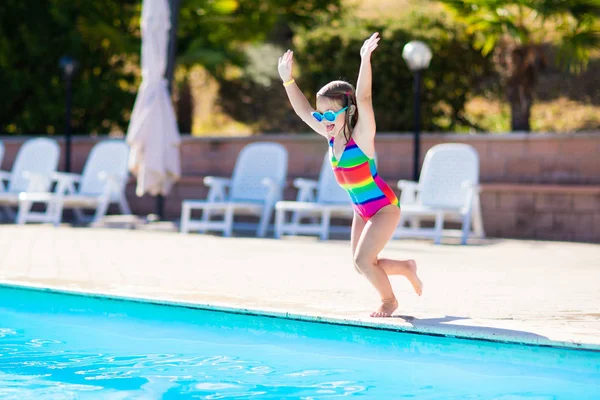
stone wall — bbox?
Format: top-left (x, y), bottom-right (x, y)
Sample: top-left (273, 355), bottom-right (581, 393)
top-left (1, 132), bottom-right (599, 242)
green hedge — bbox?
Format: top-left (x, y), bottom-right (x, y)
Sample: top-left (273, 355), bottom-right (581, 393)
top-left (219, 12), bottom-right (495, 133)
top-left (0, 0), bottom-right (139, 135)
top-left (295, 15), bottom-right (494, 132)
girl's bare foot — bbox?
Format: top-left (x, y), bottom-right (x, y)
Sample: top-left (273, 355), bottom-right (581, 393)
top-left (377, 258), bottom-right (423, 296)
top-left (370, 297), bottom-right (398, 318)
top-left (406, 259), bottom-right (423, 296)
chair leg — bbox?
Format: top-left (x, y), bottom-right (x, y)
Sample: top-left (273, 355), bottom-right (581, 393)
top-left (408, 216), bottom-right (420, 229)
top-left (257, 205), bottom-right (273, 238)
top-left (91, 199), bottom-right (111, 225)
top-left (180, 203), bottom-right (190, 233)
top-left (16, 200), bottom-right (32, 225)
top-left (223, 206), bottom-right (234, 237)
top-left (472, 195), bottom-right (485, 238)
top-left (433, 211), bottom-right (444, 245)
top-left (291, 209), bottom-right (318, 227)
top-left (291, 209), bottom-right (301, 227)
top-left (274, 208), bottom-right (284, 239)
top-left (118, 193), bottom-right (132, 215)
top-left (320, 209), bottom-right (331, 240)
top-left (201, 206), bottom-right (212, 226)
top-left (461, 211), bottom-right (473, 245)
top-left (49, 198), bottom-right (65, 226)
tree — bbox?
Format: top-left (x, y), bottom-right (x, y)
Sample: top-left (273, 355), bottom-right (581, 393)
top-left (217, 13), bottom-right (494, 133)
top-left (0, 0), bottom-right (140, 135)
top-left (171, 0), bottom-right (343, 134)
top-left (439, 0), bottom-right (600, 131)
top-left (0, 0), bottom-right (342, 135)
top-left (175, 0), bottom-right (343, 76)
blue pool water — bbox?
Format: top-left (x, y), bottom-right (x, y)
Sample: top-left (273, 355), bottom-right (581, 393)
top-left (0, 287), bottom-right (599, 399)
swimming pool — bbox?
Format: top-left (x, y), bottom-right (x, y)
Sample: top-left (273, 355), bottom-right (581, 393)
top-left (1, 286), bottom-right (599, 399)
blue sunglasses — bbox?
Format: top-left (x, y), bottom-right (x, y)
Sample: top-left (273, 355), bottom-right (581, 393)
top-left (311, 106), bottom-right (348, 123)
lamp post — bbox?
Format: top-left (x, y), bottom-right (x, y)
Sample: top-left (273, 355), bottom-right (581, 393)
top-left (402, 41), bottom-right (432, 181)
top-left (59, 56), bottom-right (78, 173)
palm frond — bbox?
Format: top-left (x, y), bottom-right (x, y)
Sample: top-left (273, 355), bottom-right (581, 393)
top-left (527, 0), bottom-right (600, 18)
top-left (556, 26), bottom-right (600, 73)
top-left (566, 0), bottom-right (600, 19)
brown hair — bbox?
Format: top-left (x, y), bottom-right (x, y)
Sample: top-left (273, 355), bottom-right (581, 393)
top-left (317, 80), bottom-right (358, 143)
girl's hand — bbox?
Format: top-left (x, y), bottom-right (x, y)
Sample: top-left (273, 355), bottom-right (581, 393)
top-left (360, 32), bottom-right (380, 59)
top-left (278, 50), bottom-right (294, 82)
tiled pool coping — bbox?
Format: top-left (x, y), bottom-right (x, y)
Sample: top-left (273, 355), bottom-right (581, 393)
top-left (3, 280), bottom-right (598, 352)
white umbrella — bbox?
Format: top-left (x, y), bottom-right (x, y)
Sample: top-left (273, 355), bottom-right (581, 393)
top-left (126, 0), bottom-right (181, 198)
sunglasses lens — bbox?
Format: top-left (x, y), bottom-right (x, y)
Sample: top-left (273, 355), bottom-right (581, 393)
top-left (324, 112), bottom-right (336, 122)
top-left (312, 112), bottom-right (323, 122)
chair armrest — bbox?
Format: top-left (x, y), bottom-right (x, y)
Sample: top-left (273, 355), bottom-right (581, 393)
top-left (261, 177), bottom-right (280, 190)
top-left (261, 177), bottom-right (283, 203)
top-left (293, 178), bottom-right (318, 202)
top-left (203, 176), bottom-right (231, 202)
top-left (293, 178), bottom-right (318, 190)
top-left (398, 180), bottom-right (420, 204)
top-left (22, 171), bottom-right (53, 192)
top-left (98, 171), bottom-right (123, 190)
top-left (53, 172), bottom-right (82, 194)
top-left (203, 176), bottom-right (231, 188)
top-left (397, 180), bottom-right (419, 191)
top-left (53, 172), bottom-right (82, 183)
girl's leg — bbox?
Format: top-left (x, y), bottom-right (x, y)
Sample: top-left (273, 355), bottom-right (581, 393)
top-left (350, 212), bottom-right (367, 274)
top-left (353, 205), bottom-right (402, 317)
top-left (352, 210), bottom-right (419, 288)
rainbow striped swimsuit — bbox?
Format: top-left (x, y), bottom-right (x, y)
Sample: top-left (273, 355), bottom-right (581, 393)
top-left (329, 136), bottom-right (399, 221)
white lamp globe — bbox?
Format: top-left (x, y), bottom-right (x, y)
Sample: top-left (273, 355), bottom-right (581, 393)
top-left (402, 41), bottom-right (432, 71)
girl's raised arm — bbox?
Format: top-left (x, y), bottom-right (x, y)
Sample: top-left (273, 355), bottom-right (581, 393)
top-left (354, 33), bottom-right (380, 139)
top-left (278, 50), bottom-right (326, 137)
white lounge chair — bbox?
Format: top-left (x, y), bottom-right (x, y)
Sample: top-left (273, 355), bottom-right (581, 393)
top-left (274, 152), bottom-right (353, 240)
top-left (180, 142), bottom-right (288, 237)
top-left (17, 140), bottom-right (132, 226)
top-left (393, 143), bottom-right (485, 245)
top-left (0, 138), bottom-right (60, 223)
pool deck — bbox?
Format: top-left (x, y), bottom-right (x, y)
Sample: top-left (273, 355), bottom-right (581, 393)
top-left (1, 224), bottom-right (599, 351)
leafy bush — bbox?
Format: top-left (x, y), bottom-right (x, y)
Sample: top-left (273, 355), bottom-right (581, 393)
top-left (219, 12), bottom-right (495, 133)
top-left (217, 43), bottom-right (309, 133)
top-left (0, 0), bottom-right (139, 135)
top-left (295, 14), bottom-right (495, 132)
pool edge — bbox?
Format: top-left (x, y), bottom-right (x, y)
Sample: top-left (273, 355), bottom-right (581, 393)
top-left (1, 280), bottom-right (598, 352)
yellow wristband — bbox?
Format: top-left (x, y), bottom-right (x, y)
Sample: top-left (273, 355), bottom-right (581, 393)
top-left (283, 78), bottom-right (295, 87)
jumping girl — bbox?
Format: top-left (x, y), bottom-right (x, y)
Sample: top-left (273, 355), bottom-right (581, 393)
top-left (277, 32), bottom-right (423, 317)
